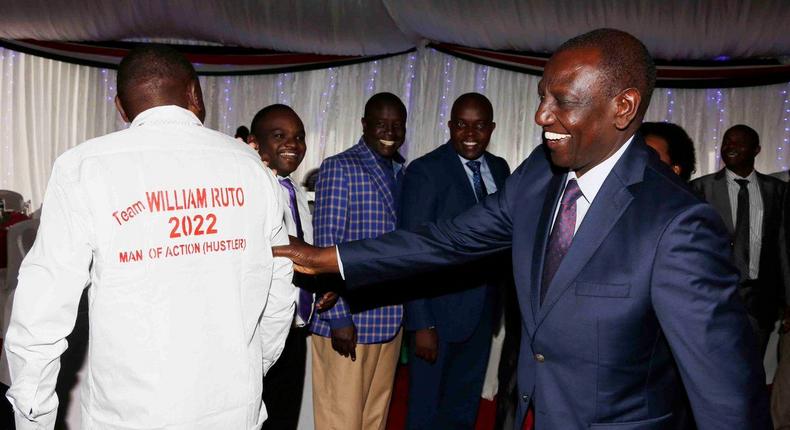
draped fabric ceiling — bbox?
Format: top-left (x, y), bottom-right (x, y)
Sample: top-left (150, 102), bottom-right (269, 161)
top-left (1, 0), bottom-right (789, 60)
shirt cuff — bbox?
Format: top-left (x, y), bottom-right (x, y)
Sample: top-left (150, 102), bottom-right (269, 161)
top-left (336, 246), bottom-right (345, 280)
top-left (328, 316), bottom-right (354, 330)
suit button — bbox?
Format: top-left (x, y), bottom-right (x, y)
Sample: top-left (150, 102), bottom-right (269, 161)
top-left (522, 394), bottom-right (530, 403)
top-left (534, 353), bottom-right (545, 363)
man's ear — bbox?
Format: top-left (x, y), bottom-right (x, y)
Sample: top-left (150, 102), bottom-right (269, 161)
top-left (755, 145), bottom-right (762, 157)
top-left (187, 79), bottom-right (206, 123)
top-left (672, 164), bottom-right (682, 177)
top-left (247, 134), bottom-right (259, 152)
top-left (613, 88), bottom-right (641, 130)
top-left (114, 96), bottom-right (130, 123)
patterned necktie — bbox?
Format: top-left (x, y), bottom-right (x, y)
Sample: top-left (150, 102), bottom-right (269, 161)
top-left (466, 160), bottom-right (489, 202)
top-left (279, 178), bottom-right (313, 323)
top-left (734, 179), bottom-right (750, 278)
top-left (541, 179), bottom-right (583, 304)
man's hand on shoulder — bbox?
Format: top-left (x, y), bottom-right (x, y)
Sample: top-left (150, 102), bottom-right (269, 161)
top-left (414, 327), bottom-right (438, 364)
top-left (331, 324), bottom-right (358, 361)
top-left (273, 235), bottom-right (340, 275)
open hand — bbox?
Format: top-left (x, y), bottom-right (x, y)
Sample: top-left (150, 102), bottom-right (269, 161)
top-left (331, 325), bottom-right (358, 361)
top-left (273, 236), bottom-right (340, 275)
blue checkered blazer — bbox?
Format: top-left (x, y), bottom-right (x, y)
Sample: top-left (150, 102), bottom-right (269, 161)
top-left (310, 139), bottom-right (403, 344)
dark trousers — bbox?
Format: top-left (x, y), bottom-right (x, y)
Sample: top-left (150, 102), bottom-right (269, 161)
top-left (406, 309), bottom-right (493, 430)
top-left (0, 384), bottom-right (14, 429)
top-left (262, 325), bottom-right (308, 430)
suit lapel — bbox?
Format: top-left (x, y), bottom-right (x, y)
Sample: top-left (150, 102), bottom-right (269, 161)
top-left (444, 143), bottom-right (478, 205)
top-left (710, 170), bottom-right (734, 234)
top-left (352, 141), bottom-right (397, 217)
top-left (485, 152), bottom-right (508, 190)
top-left (756, 173), bottom-right (775, 241)
top-left (535, 142), bottom-right (645, 327)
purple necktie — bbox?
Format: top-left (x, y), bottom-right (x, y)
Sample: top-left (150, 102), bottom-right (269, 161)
top-left (541, 179), bottom-right (583, 304)
top-left (279, 178), bottom-right (313, 323)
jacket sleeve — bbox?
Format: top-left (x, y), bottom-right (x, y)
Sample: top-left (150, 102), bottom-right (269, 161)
top-left (259, 172), bottom-right (296, 375)
top-left (399, 161), bottom-right (438, 331)
top-left (336, 144), bottom-right (545, 289)
top-left (650, 203), bottom-right (771, 429)
top-left (312, 157), bottom-right (353, 327)
top-left (5, 162), bottom-right (93, 430)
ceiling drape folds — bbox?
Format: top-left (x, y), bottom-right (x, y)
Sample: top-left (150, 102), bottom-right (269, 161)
top-left (0, 1), bottom-right (788, 60)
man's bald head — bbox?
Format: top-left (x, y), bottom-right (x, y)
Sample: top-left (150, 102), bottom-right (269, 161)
top-left (115, 45), bottom-right (205, 122)
top-left (450, 92), bottom-right (493, 119)
top-left (556, 28), bottom-right (656, 117)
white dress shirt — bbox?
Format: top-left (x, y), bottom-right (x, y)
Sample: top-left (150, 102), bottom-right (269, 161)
top-left (5, 106), bottom-right (295, 430)
top-left (724, 169), bottom-right (763, 279)
top-left (278, 175), bottom-right (315, 326)
top-left (550, 136), bottom-right (634, 235)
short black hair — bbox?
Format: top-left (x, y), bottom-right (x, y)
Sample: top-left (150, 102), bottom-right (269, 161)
top-left (363, 92), bottom-right (406, 119)
top-left (724, 124), bottom-right (760, 148)
top-left (234, 126), bottom-right (249, 140)
top-left (249, 104), bottom-right (298, 137)
top-left (557, 28), bottom-right (656, 115)
top-left (640, 122), bottom-right (697, 181)
top-left (116, 45), bottom-right (197, 102)
top-left (451, 92), bottom-right (494, 120)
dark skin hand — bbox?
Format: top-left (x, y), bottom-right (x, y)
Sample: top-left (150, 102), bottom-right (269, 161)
top-left (414, 328), bottom-right (438, 364)
top-left (315, 292), bottom-right (338, 311)
top-left (273, 236), bottom-right (340, 275)
top-left (331, 324), bottom-right (358, 361)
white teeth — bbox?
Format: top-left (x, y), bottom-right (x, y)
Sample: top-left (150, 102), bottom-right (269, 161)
top-left (463, 141), bottom-right (477, 147)
top-left (281, 152), bottom-right (297, 158)
top-left (380, 140), bottom-right (395, 147)
top-left (544, 131), bottom-right (570, 141)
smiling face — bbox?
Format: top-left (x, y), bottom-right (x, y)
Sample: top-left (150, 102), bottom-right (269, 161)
top-left (721, 127), bottom-right (759, 175)
top-left (535, 47), bottom-right (638, 177)
top-left (361, 102), bottom-right (406, 159)
top-left (250, 109), bottom-right (306, 176)
top-left (448, 96), bottom-right (496, 160)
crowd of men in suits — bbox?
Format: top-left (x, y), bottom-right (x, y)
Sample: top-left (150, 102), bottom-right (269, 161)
top-left (2, 27), bottom-right (790, 430)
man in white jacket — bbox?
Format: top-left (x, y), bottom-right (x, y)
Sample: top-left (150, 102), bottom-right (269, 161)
top-left (4, 45), bottom-right (295, 430)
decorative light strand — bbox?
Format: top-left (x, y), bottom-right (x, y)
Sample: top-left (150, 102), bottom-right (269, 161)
top-left (317, 67), bottom-right (337, 150)
top-left (364, 60), bottom-right (379, 98)
top-left (664, 89), bottom-right (675, 122)
top-left (401, 53), bottom-right (418, 159)
top-left (475, 65), bottom-right (489, 93)
top-left (2, 49), bottom-right (15, 184)
top-left (780, 84), bottom-right (790, 171)
top-left (221, 76), bottom-right (232, 133)
top-left (438, 58), bottom-right (453, 140)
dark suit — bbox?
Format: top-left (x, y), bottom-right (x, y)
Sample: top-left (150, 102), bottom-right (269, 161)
top-left (399, 142), bottom-right (510, 429)
top-left (337, 137), bottom-right (770, 429)
top-left (690, 169), bottom-right (786, 346)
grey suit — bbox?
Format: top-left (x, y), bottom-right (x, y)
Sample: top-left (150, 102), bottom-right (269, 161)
top-left (690, 169), bottom-right (786, 349)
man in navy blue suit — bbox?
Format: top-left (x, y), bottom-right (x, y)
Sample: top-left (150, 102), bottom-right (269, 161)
top-left (275, 29), bottom-right (771, 429)
top-left (400, 93), bottom-right (510, 429)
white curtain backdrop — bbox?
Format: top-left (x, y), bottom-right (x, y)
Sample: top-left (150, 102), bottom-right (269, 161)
top-left (1, 46), bottom-right (789, 207)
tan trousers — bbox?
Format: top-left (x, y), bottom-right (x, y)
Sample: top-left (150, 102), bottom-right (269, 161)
top-left (312, 330), bottom-right (402, 430)
top-left (773, 330), bottom-right (790, 429)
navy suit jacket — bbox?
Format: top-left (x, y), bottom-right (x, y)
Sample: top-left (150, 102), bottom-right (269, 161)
top-left (338, 137), bottom-right (770, 429)
top-left (400, 143), bottom-right (510, 342)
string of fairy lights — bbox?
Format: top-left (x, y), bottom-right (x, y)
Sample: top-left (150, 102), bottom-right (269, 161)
top-left (1, 47), bottom-right (790, 191)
